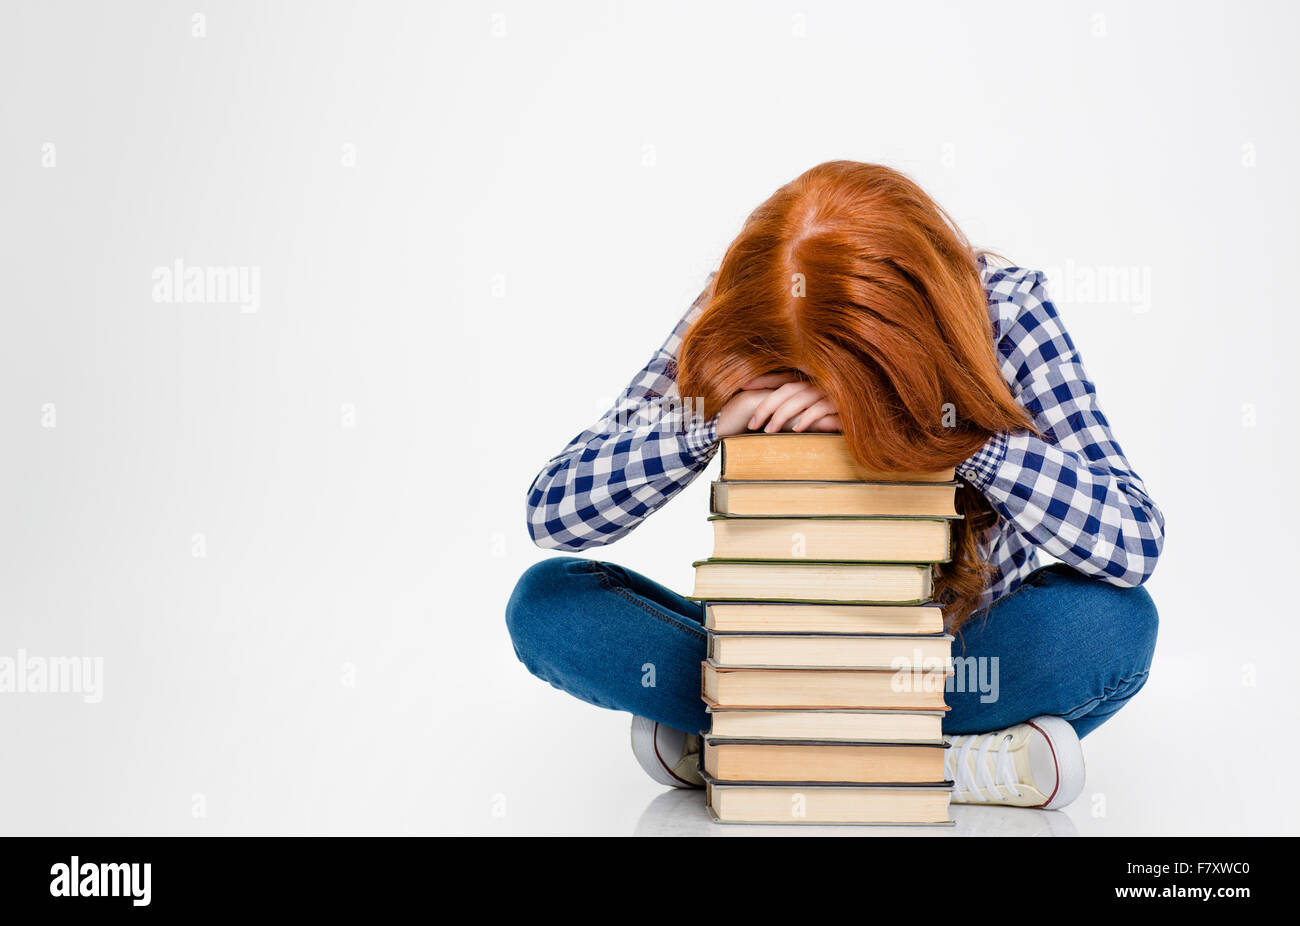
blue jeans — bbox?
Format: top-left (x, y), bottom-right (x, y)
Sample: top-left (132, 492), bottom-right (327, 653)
top-left (504, 557), bottom-right (1158, 739)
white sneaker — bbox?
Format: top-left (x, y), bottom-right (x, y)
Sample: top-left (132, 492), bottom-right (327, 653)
top-left (944, 715), bottom-right (1085, 810)
top-left (630, 716), bottom-right (704, 789)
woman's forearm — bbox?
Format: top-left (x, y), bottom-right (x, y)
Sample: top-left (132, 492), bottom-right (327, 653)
top-left (960, 429), bottom-right (1165, 586)
top-left (526, 408), bottom-right (718, 550)
top-left (525, 279), bottom-right (720, 550)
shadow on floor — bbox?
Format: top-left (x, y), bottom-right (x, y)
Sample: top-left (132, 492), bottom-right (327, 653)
top-left (632, 788), bottom-right (1079, 836)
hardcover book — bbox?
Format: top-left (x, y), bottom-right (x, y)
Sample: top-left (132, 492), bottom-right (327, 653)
top-left (708, 515), bottom-right (952, 563)
top-left (719, 433), bottom-right (955, 483)
top-left (705, 706), bottom-right (948, 742)
top-left (704, 776), bottom-right (954, 826)
top-left (691, 559), bottom-right (934, 604)
top-left (711, 479), bottom-right (959, 518)
top-left (703, 737), bottom-right (950, 784)
top-left (703, 601), bottom-right (946, 635)
top-left (707, 632), bottom-right (953, 670)
top-left (701, 660), bottom-right (950, 710)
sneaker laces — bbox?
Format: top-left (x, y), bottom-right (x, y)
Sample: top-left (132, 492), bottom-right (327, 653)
top-left (945, 732), bottom-right (1022, 802)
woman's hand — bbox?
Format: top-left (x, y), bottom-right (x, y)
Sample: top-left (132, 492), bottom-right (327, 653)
top-left (714, 372), bottom-right (842, 438)
top-left (748, 375), bottom-right (842, 433)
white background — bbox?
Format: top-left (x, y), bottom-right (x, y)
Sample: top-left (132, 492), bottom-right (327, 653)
top-left (1, 0), bottom-right (1295, 835)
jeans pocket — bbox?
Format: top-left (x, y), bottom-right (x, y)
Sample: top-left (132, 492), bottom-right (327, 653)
top-left (586, 558), bottom-right (630, 590)
top-left (1023, 562), bottom-right (1074, 589)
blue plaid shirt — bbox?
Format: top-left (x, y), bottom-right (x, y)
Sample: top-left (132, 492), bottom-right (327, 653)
top-left (525, 258), bottom-right (1165, 614)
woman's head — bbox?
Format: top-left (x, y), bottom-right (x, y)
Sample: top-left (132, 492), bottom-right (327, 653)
top-left (676, 161), bottom-right (1034, 629)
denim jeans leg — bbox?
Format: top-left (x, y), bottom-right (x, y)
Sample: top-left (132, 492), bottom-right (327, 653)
top-left (944, 564), bottom-right (1159, 739)
top-left (505, 556), bottom-right (711, 733)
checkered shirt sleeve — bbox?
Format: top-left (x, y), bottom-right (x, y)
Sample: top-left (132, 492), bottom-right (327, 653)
top-left (525, 277), bottom-right (721, 550)
top-left (958, 265), bottom-right (1165, 588)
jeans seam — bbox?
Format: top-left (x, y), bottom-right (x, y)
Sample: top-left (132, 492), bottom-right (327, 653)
top-left (590, 562), bottom-right (707, 642)
top-left (1061, 669), bottom-right (1150, 719)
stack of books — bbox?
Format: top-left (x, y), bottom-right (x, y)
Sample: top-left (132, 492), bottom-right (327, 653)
top-left (691, 433), bottom-right (957, 826)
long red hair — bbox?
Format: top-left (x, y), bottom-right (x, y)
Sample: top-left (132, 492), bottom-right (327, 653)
top-left (677, 161), bottom-right (1035, 630)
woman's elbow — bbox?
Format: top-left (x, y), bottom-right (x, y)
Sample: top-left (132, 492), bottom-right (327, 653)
top-left (1124, 546), bottom-right (1162, 588)
top-left (525, 499), bottom-right (599, 553)
top-left (526, 504), bottom-right (571, 551)
top-left (1108, 508), bottom-right (1166, 588)
top-left (525, 476), bottom-right (565, 550)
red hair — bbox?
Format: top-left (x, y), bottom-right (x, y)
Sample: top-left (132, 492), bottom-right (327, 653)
top-left (677, 161), bottom-right (1035, 630)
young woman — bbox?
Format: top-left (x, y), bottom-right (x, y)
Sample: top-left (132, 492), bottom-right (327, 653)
top-left (505, 161), bottom-right (1163, 810)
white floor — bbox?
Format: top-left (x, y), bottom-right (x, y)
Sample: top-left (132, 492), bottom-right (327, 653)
top-left (0, 594), bottom-right (1290, 836)
top-left (464, 672), bottom-right (1296, 837)
top-left (631, 790), bottom-right (1080, 837)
